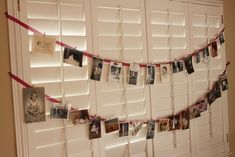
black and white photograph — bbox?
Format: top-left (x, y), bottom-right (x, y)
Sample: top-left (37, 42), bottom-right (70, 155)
top-left (146, 65), bottom-right (155, 85)
top-left (220, 74), bottom-right (229, 91)
top-left (130, 121), bottom-right (145, 136)
top-left (169, 114), bottom-right (182, 131)
top-left (90, 57), bottom-right (103, 81)
top-left (189, 104), bottom-right (201, 119)
top-left (181, 110), bottom-right (190, 130)
top-left (128, 63), bottom-right (139, 85)
top-left (108, 61), bottom-right (122, 84)
top-left (146, 120), bottom-right (155, 139)
top-left (214, 81), bottom-right (222, 99)
top-left (50, 103), bottom-right (68, 119)
top-left (70, 109), bottom-right (90, 125)
top-left (219, 33), bottom-right (225, 45)
top-left (207, 90), bottom-right (217, 105)
top-left (104, 118), bottom-right (119, 133)
top-left (172, 60), bottom-right (184, 73)
top-left (197, 100), bottom-right (208, 113)
top-left (211, 41), bottom-right (218, 57)
top-left (23, 87), bottom-right (46, 123)
top-left (119, 122), bottom-right (129, 137)
top-left (194, 52), bottom-right (201, 64)
top-left (89, 117), bottom-right (101, 139)
top-left (31, 35), bottom-right (56, 55)
top-left (203, 47), bottom-right (210, 63)
top-left (160, 64), bottom-right (170, 81)
top-left (63, 47), bottom-right (83, 67)
top-left (158, 119), bottom-right (170, 132)
top-left (184, 56), bottom-right (194, 74)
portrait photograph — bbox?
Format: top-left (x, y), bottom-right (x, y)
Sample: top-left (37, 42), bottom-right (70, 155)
top-left (63, 47), bottom-right (83, 67)
top-left (184, 56), bottom-right (194, 74)
top-left (90, 57), bottom-right (104, 81)
top-left (89, 117), bottom-right (101, 139)
top-left (169, 114), bottom-right (182, 131)
top-left (104, 118), bottom-right (119, 133)
top-left (146, 65), bottom-right (155, 85)
top-left (70, 109), bottom-right (90, 125)
top-left (220, 74), bottom-right (228, 91)
top-left (194, 52), bottom-right (201, 64)
top-left (146, 120), bottom-right (155, 139)
top-left (197, 100), bottom-right (208, 113)
top-left (158, 119), bottom-right (169, 132)
top-left (203, 47), bottom-right (210, 63)
top-left (207, 90), bottom-right (216, 105)
top-left (211, 41), bottom-right (218, 57)
top-left (119, 122), bottom-right (129, 137)
top-left (180, 110), bottom-right (190, 130)
top-left (219, 33), bottom-right (225, 45)
top-left (50, 103), bottom-right (68, 119)
top-left (189, 104), bottom-right (201, 119)
top-left (128, 63), bottom-right (139, 85)
top-left (23, 87), bottom-right (46, 123)
top-left (214, 81), bottom-right (222, 99)
top-left (172, 60), bottom-right (184, 73)
top-left (108, 61), bottom-right (122, 84)
top-left (160, 64), bottom-right (170, 81)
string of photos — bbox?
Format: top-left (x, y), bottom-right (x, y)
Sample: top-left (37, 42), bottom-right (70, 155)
top-left (6, 12), bottom-right (230, 140)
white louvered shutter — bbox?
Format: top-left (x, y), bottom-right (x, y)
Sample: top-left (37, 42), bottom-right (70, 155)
top-left (145, 0), bottom-right (192, 157)
top-left (188, 2), bottom-right (229, 157)
top-left (23, 0), bottom-right (96, 157)
top-left (90, 0), bottom-right (152, 157)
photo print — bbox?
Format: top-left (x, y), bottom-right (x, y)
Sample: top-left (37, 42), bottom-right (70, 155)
top-left (184, 56), bottom-right (194, 74)
top-left (194, 52), bottom-right (201, 64)
top-left (189, 104), bottom-right (201, 119)
top-left (63, 47), bottom-right (83, 67)
top-left (207, 90), bottom-right (217, 105)
top-left (50, 103), bottom-right (69, 119)
top-left (108, 61), bottom-right (122, 84)
top-left (197, 100), bottom-right (208, 113)
top-left (203, 47), bottom-right (210, 63)
top-left (23, 87), bottom-right (46, 123)
top-left (89, 117), bottom-right (101, 139)
top-left (172, 60), bottom-right (184, 73)
top-left (169, 114), bottom-right (182, 131)
top-left (128, 63), bottom-right (139, 85)
top-left (70, 109), bottom-right (90, 125)
top-left (31, 34), bottom-right (56, 55)
top-left (104, 118), bottom-right (119, 133)
top-left (146, 120), bottom-right (155, 139)
top-left (219, 33), bottom-right (225, 45)
top-left (160, 64), bottom-right (170, 81)
top-left (146, 65), bottom-right (155, 85)
top-left (214, 81), bottom-right (222, 99)
top-left (90, 57), bottom-right (104, 81)
top-left (181, 110), bottom-right (190, 130)
top-left (220, 74), bottom-right (229, 91)
top-left (119, 122), bottom-right (129, 137)
top-left (158, 119), bottom-right (170, 132)
top-left (211, 41), bottom-right (218, 57)
top-left (129, 121), bottom-right (145, 136)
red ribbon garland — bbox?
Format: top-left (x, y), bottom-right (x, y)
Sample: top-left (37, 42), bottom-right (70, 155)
top-left (5, 12), bottom-right (224, 67)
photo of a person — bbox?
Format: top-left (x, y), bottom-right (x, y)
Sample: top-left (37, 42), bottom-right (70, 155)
top-left (90, 57), bottom-right (103, 81)
top-left (219, 33), bottom-right (225, 44)
top-left (146, 65), bottom-right (155, 85)
top-left (189, 104), bottom-right (201, 119)
top-left (63, 47), bottom-right (83, 67)
top-left (108, 61), bottom-right (122, 84)
top-left (169, 114), bottom-right (182, 131)
top-left (172, 60), bottom-right (184, 73)
top-left (160, 64), bottom-right (170, 81)
top-left (50, 103), bottom-right (68, 119)
top-left (128, 64), bottom-right (139, 85)
top-left (158, 119), bottom-right (169, 132)
top-left (23, 87), bottom-right (45, 123)
top-left (181, 110), bottom-right (190, 130)
top-left (89, 117), bottom-right (101, 139)
top-left (220, 74), bottom-right (228, 91)
top-left (194, 52), bottom-right (201, 64)
top-left (184, 56), bottom-right (194, 74)
top-left (197, 100), bottom-right (208, 113)
top-left (211, 41), bottom-right (218, 57)
top-left (203, 47), bottom-right (210, 63)
top-left (146, 120), bottom-right (155, 139)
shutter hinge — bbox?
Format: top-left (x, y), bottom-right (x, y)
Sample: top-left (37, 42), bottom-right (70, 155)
top-left (227, 133), bottom-right (229, 143)
top-left (17, 0), bottom-right (20, 11)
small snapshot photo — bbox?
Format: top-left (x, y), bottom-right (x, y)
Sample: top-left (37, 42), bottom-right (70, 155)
top-left (23, 87), bottom-right (46, 123)
top-left (184, 56), bottom-right (194, 74)
top-left (172, 60), bottom-right (184, 73)
top-left (194, 52), bottom-right (201, 64)
top-left (169, 114), bottom-right (182, 131)
top-left (181, 110), bottom-right (190, 130)
top-left (63, 47), bottom-right (83, 67)
top-left (50, 103), bottom-right (68, 119)
top-left (89, 117), bottom-right (101, 139)
top-left (197, 100), bottom-right (208, 113)
top-left (146, 65), bottom-right (155, 85)
top-left (128, 63), bottom-right (139, 85)
top-left (211, 41), bottom-right (218, 57)
top-left (119, 122), bottom-right (129, 137)
top-left (219, 33), bottom-right (225, 45)
top-left (214, 81), bottom-right (222, 99)
top-left (146, 120), bottom-right (155, 139)
top-left (70, 109), bottom-right (90, 125)
top-left (189, 104), bottom-right (201, 119)
top-left (160, 64), bottom-right (170, 81)
top-left (130, 121), bottom-right (144, 136)
top-left (207, 90), bottom-right (216, 105)
top-left (104, 118), bottom-right (119, 133)
top-left (90, 57), bottom-right (104, 81)
top-left (203, 47), bottom-right (210, 63)
top-left (31, 35), bottom-right (56, 55)
top-left (108, 61), bottom-right (122, 84)
top-left (158, 119), bottom-right (170, 132)
top-left (220, 74), bottom-right (228, 91)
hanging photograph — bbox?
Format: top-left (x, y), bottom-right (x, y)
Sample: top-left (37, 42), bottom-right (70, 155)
top-left (119, 122), bottom-right (129, 137)
top-left (220, 74), bottom-right (229, 91)
top-left (197, 100), bottom-right (208, 113)
top-left (89, 117), bottom-right (101, 139)
top-left (146, 65), bottom-right (155, 85)
top-left (203, 47), bottom-right (210, 63)
top-left (211, 41), bottom-right (218, 57)
top-left (184, 56), bottom-right (194, 74)
top-left (31, 34), bottom-right (56, 55)
top-left (158, 119), bottom-right (170, 132)
top-left (194, 52), bottom-right (201, 64)
top-left (108, 61), bottom-right (122, 84)
top-left (63, 47), bottom-right (83, 67)
top-left (189, 104), bottom-right (201, 119)
top-left (214, 81), bottom-right (222, 99)
top-left (169, 114), bottom-right (182, 131)
top-left (146, 120), bottom-right (155, 139)
top-left (219, 33), bottom-right (225, 45)
top-left (23, 87), bottom-right (46, 123)
top-left (181, 110), bottom-right (190, 130)
top-left (104, 118), bottom-right (119, 133)
top-left (172, 60), bottom-right (184, 73)
top-left (50, 103), bottom-right (68, 119)
top-left (90, 57), bottom-right (103, 81)
top-left (207, 90), bottom-right (216, 105)
top-left (70, 109), bottom-right (90, 125)
top-left (130, 121), bottom-right (145, 136)
top-left (160, 64), bottom-right (170, 81)
top-left (128, 63), bottom-right (139, 85)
